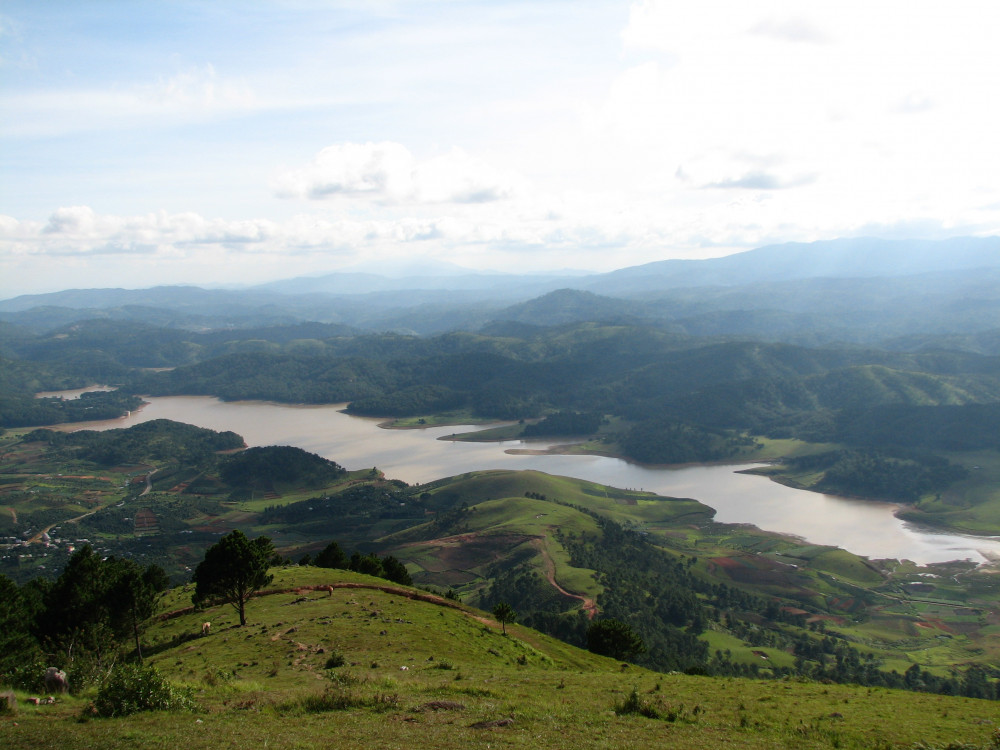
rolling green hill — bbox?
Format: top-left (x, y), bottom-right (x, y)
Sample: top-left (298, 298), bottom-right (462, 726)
top-left (5, 566), bottom-right (1000, 750)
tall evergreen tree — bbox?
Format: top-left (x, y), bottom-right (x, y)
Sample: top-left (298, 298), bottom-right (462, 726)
top-left (314, 540), bottom-right (347, 569)
top-left (586, 619), bottom-right (646, 661)
top-left (0, 574), bottom-right (39, 680)
top-left (105, 558), bottom-right (169, 661)
top-left (381, 555), bottom-right (412, 586)
top-left (192, 530), bottom-right (274, 626)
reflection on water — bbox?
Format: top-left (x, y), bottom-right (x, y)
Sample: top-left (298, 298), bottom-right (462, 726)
top-left (57, 394), bottom-right (1000, 565)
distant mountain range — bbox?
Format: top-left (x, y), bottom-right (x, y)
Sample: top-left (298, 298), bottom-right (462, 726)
top-left (2, 236), bottom-right (1000, 346)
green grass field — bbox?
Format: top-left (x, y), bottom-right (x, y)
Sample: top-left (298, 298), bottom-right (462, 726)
top-left (4, 566), bottom-right (1000, 750)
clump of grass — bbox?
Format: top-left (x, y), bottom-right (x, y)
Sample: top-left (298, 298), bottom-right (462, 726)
top-left (327, 670), bottom-right (362, 687)
top-left (202, 668), bottom-right (238, 687)
top-left (614, 689), bottom-right (697, 723)
top-left (292, 687), bottom-right (399, 714)
top-left (614, 689), bottom-right (661, 719)
top-left (324, 651), bottom-right (346, 669)
top-left (433, 660), bottom-right (454, 670)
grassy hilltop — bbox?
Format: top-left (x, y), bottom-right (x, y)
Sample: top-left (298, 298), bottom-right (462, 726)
top-left (5, 423), bottom-right (1000, 696)
top-left (3, 566), bottom-right (999, 750)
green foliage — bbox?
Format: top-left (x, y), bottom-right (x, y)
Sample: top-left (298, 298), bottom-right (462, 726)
top-left (521, 411), bottom-right (604, 437)
top-left (348, 384), bottom-right (466, 417)
top-left (557, 517), bottom-right (709, 673)
top-left (29, 546), bottom-right (169, 685)
top-left (313, 541), bottom-right (347, 569)
top-left (192, 530), bottom-right (274, 626)
top-left (620, 419), bottom-right (755, 464)
top-left (789, 449), bottom-right (968, 502)
top-left (27, 419), bottom-right (243, 467)
top-left (587, 619), bottom-right (646, 661)
top-left (0, 574), bottom-right (41, 683)
top-left (324, 651), bottom-right (346, 669)
top-left (220, 446), bottom-right (345, 490)
top-left (348, 552), bottom-right (385, 578)
top-left (103, 558), bottom-right (169, 661)
top-left (380, 555), bottom-right (412, 586)
top-left (0, 360), bottom-right (140, 428)
top-left (613, 688), bottom-right (662, 719)
top-left (260, 484), bottom-right (421, 544)
top-left (137, 351), bottom-right (395, 404)
top-left (93, 663), bottom-right (194, 717)
top-left (835, 404), bottom-right (1000, 452)
top-left (492, 601), bottom-right (516, 634)
top-left (293, 686), bottom-right (399, 714)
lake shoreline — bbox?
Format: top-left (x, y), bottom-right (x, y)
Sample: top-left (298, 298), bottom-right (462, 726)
top-left (25, 391), bottom-right (1000, 566)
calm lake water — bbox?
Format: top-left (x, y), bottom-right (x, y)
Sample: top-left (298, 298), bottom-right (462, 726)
top-left (56, 394), bottom-right (1000, 566)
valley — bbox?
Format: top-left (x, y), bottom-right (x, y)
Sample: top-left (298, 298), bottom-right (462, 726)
top-left (4, 237), bottom-right (1000, 745)
top-left (4, 404), bottom-right (1000, 695)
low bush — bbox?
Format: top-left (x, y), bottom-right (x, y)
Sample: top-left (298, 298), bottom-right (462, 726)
top-left (286, 687), bottom-right (399, 714)
top-left (93, 663), bottom-right (194, 718)
top-left (614, 688), bottom-right (661, 719)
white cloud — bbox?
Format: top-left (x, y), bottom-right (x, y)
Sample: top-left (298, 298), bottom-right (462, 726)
top-left (273, 142), bottom-right (415, 201)
top-left (4, 1), bottom-right (1000, 296)
top-left (274, 142), bottom-right (525, 205)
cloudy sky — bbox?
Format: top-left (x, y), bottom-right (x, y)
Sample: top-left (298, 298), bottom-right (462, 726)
top-left (2, 1), bottom-right (999, 298)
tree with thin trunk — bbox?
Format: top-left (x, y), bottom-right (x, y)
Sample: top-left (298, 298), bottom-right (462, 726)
top-left (492, 601), bottom-right (517, 635)
top-left (192, 530), bottom-right (274, 627)
top-left (106, 558), bottom-right (168, 661)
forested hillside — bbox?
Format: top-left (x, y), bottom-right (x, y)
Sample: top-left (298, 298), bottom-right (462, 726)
top-left (5, 421), bottom-right (1000, 702)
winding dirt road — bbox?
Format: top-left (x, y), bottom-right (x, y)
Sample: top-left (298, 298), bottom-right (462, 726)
top-left (530, 537), bottom-right (598, 619)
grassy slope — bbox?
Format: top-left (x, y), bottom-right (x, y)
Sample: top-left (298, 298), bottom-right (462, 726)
top-left (4, 566), bottom-right (999, 750)
top-left (378, 470), bottom-right (1000, 675)
top-left (7, 432), bottom-right (1000, 705)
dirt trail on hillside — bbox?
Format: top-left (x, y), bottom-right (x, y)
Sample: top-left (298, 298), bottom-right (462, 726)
top-left (530, 538), bottom-right (598, 619)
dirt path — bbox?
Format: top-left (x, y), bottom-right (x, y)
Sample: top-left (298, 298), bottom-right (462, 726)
top-left (139, 468), bottom-right (157, 496)
top-left (26, 502), bottom-right (112, 544)
top-left (530, 538), bottom-right (598, 619)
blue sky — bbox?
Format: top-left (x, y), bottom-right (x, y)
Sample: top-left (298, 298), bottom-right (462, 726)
top-left (2, 1), bottom-right (1000, 297)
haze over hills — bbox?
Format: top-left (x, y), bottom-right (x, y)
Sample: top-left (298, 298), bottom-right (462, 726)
top-left (581, 236), bottom-right (1000, 294)
top-left (2, 236), bottom-right (999, 346)
top-left (7, 233), bottom-right (1000, 729)
top-left (4, 236), bottom-right (999, 305)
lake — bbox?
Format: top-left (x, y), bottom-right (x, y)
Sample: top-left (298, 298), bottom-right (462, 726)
top-left (56, 394), bottom-right (1000, 566)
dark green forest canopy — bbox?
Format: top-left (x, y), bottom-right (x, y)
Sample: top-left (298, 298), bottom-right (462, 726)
top-left (4, 316), bottom-right (1000, 468)
top-left (26, 419), bottom-right (244, 466)
top-left (220, 445), bottom-right (346, 489)
top-left (1, 388), bottom-right (143, 428)
top-left (787, 449), bottom-right (969, 503)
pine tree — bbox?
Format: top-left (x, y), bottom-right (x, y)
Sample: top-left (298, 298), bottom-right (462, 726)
top-left (192, 530), bottom-right (274, 626)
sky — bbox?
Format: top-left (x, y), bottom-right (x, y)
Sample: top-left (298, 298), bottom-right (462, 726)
top-left (2, 0), bottom-right (1000, 298)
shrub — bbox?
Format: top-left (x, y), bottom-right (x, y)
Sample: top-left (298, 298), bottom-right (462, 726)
top-left (324, 652), bottom-right (346, 669)
top-left (93, 663), bottom-right (194, 717)
top-left (293, 687), bottom-right (398, 714)
top-left (614, 689), bottom-right (661, 719)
